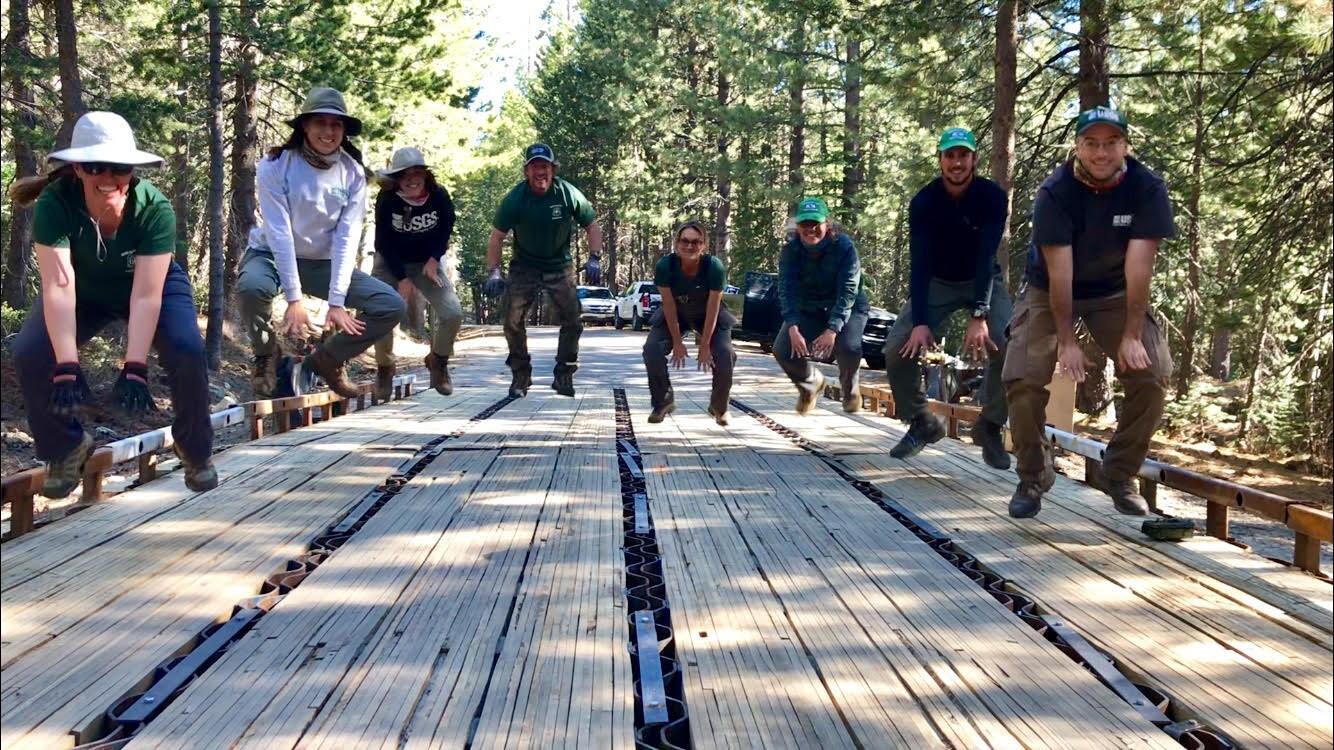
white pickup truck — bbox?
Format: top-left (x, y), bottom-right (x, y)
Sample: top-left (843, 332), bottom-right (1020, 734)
top-left (613, 280), bottom-right (661, 331)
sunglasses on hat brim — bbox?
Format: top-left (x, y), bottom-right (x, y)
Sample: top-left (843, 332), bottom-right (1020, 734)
top-left (80, 162), bottom-right (135, 176)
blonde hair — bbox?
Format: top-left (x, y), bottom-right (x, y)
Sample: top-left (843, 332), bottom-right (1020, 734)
top-left (8, 165), bottom-right (73, 207)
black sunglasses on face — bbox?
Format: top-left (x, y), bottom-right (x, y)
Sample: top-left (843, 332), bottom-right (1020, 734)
top-left (81, 163), bottom-right (135, 176)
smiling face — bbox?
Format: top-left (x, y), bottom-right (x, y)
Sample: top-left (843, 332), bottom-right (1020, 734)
top-left (524, 160), bottom-right (554, 194)
top-left (796, 219), bottom-right (828, 247)
top-left (396, 167), bottom-right (428, 197)
top-left (938, 146), bottom-right (976, 191)
top-left (1075, 123), bottom-right (1129, 181)
top-left (302, 114), bottom-right (346, 156)
top-left (675, 225), bottom-right (706, 263)
top-left (74, 163), bottom-right (134, 216)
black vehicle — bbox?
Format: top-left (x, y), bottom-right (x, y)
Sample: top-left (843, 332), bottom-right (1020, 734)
top-left (734, 270), bottom-right (894, 369)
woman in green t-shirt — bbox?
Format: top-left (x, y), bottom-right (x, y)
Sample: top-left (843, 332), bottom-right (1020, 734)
top-left (642, 220), bottom-right (735, 426)
top-left (8, 112), bottom-right (217, 499)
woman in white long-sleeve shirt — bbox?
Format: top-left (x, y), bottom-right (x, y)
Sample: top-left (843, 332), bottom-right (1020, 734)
top-left (237, 86), bottom-right (405, 398)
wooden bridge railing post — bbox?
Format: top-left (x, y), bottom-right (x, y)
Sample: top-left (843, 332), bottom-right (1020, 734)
top-left (137, 453), bottom-right (158, 484)
top-left (1206, 503), bottom-right (1230, 540)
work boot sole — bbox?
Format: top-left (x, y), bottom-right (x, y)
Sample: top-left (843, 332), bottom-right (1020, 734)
top-left (707, 405), bottom-right (730, 426)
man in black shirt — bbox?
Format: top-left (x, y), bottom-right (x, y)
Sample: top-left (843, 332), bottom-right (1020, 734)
top-left (1004, 107), bottom-right (1175, 519)
top-left (883, 128), bottom-right (1012, 469)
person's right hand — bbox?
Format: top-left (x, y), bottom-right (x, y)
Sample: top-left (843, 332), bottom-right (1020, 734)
top-left (898, 325), bottom-right (934, 359)
top-left (788, 326), bottom-right (809, 359)
top-left (396, 278), bottom-right (415, 304)
top-left (670, 340), bottom-right (689, 369)
top-left (1058, 339), bottom-right (1090, 382)
top-left (50, 362), bottom-right (92, 418)
top-left (283, 301), bottom-right (312, 338)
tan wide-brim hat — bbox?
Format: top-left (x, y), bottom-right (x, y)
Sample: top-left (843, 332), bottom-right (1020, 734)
top-left (287, 86), bottom-right (363, 137)
top-left (47, 111), bottom-right (163, 167)
top-left (376, 146), bottom-right (429, 178)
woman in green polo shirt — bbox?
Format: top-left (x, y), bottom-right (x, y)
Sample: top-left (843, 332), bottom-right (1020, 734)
top-left (642, 220), bottom-right (735, 426)
top-left (8, 112), bottom-right (217, 498)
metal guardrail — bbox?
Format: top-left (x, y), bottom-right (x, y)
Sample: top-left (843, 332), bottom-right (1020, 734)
top-left (833, 381), bottom-right (1332, 575)
top-left (1, 374), bottom-right (416, 542)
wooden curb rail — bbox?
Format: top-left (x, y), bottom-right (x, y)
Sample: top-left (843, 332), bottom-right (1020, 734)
top-left (1, 374), bottom-right (416, 541)
top-left (836, 380), bottom-right (1333, 575)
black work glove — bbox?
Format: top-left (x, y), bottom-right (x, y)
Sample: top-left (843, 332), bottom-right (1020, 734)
top-left (50, 362), bottom-right (92, 418)
top-left (113, 361), bottom-right (157, 417)
top-left (482, 268), bottom-right (507, 299)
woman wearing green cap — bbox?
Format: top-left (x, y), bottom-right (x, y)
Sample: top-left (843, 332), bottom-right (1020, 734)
top-left (8, 111), bottom-right (217, 497)
top-left (370, 146), bottom-right (462, 398)
top-left (772, 197), bottom-right (869, 414)
top-left (236, 86), bottom-right (405, 400)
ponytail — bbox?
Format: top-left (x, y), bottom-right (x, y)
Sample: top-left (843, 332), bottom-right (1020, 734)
top-left (8, 165), bottom-right (73, 208)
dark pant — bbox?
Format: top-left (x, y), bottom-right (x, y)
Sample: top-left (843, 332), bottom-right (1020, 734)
top-left (1002, 286), bottom-right (1173, 484)
top-left (772, 305), bottom-right (868, 397)
top-left (14, 263), bottom-right (214, 464)
top-left (236, 248), bottom-right (405, 364)
top-left (642, 308), bottom-right (737, 413)
top-left (502, 262), bottom-right (582, 376)
top-left (882, 276), bottom-right (1012, 426)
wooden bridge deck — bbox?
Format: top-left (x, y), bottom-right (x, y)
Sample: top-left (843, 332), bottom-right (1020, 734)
top-left (1, 330), bottom-right (1329, 749)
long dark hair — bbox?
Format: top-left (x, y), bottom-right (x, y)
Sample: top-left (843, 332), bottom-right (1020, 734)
top-left (9, 165), bottom-right (75, 207)
top-left (266, 121), bottom-right (365, 166)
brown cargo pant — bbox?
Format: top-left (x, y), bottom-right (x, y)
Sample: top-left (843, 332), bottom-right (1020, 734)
top-left (1002, 286), bottom-right (1173, 485)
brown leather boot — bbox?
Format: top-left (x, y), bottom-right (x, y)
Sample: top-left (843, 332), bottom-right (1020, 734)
top-left (425, 353), bottom-right (452, 396)
top-left (251, 353), bottom-right (277, 398)
top-left (304, 348), bottom-right (361, 398)
top-left (375, 363), bottom-right (395, 401)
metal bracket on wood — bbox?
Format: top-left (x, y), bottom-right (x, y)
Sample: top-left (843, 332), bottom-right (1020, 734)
top-left (634, 610), bottom-right (670, 725)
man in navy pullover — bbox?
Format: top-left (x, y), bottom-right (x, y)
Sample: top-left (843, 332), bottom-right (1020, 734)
top-left (883, 128), bottom-right (1012, 469)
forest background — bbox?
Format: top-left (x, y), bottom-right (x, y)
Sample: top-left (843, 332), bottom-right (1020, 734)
top-left (1, 0), bottom-right (1330, 478)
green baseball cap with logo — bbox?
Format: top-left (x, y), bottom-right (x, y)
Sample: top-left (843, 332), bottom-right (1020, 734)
top-left (937, 127), bottom-right (976, 152)
top-left (793, 196), bottom-right (830, 223)
top-left (1076, 106), bottom-right (1128, 137)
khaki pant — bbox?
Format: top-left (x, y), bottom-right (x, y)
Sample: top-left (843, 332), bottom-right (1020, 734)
top-left (370, 255), bottom-right (464, 367)
top-left (1002, 286), bottom-right (1172, 484)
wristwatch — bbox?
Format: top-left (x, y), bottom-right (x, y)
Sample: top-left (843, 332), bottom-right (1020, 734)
top-left (970, 305), bottom-right (989, 320)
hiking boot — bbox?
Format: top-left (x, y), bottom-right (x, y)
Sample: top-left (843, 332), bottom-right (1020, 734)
top-left (304, 348), bottom-right (361, 399)
top-left (707, 405), bottom-right (730, 426)
top-left (972, 419), bottom-right (1011, 470)
top-left (1008, 481), bottom-right (1044, 519)
top-left (509, 369), bottom-right (532, 398)
top-left (375, 364), bottom-right (395, 402)
top-left (41, 432), bottom-right (94, 499)
top-left (842, 391), bottom-right (862, 413)
top-left (251, 353), bottom-right (277, 398)
top-left (425, 353), bottom-right (452, 396)
top-left (889, 415), bottom-right (947, 459)
top-left (174, 444), bottom-right (219, 493)
top-left (795, 370), bottom-right (826, 415)
top-left (648, 401), bottom-right (676, 424)
top-left (1106, 478), bottom-right (1150, 516)
top-left (551, 370), bottom-right (575, 397)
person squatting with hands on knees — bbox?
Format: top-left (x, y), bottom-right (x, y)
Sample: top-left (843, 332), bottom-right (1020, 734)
top-left (10, 111), bottom-right (218, 497)
top-left (882, 127), bottom-right (1013, 469)
top-left (771, 197), bottom-right (870, 416)
top-left (642, 220), bottom-right (736, 426)
top-left (370, 146), bottom-right (463, 399)
top-left (236, 86), bottom-right (405, 400)
top-left (1003, 106), bottom-right (1176, 520)
top-left (484, 143), bottom-right (602, 398)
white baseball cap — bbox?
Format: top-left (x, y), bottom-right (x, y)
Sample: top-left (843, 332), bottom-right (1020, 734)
top-left (376, 146), bottom-right (429, 178)
top-left (47, 111), bottom-right (163, 168)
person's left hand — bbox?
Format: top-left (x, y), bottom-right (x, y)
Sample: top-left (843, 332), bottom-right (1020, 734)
top-left (1117, 336), bottom-right (1151, 372)
top-left (697, 345), bottom-right (714, 372)
top-left (811, 329), bottom-right (837, 360)
top-left (326, 306), bottom-right (365, 336)
top-left (963, 318), bottom-right (1000, 360)
top-left (396, 278), bottom-right (415, 304)
top-left (113, 361), bottom-right (156, 416)
top-left (423, 257), bottom-right (443, 287)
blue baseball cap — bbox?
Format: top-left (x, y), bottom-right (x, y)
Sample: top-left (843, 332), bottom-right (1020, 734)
top-left (524, 143), bottom-right (556, 165)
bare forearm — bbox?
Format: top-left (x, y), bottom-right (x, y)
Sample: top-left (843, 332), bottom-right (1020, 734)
top-left (42, 288), bottom-right (79, 362)
top-left (659, 290), bottom-right (682, 343)
top-left (1041, 245), bottom-right (1077, 345)
top-left (125, 296), bottom-right (163, 363)
top-left (701, 292), bottom-right (721, 345)
top-left (1122, 240), bottom-right (1157, 339)
top-left (486, 230), bottom-right (505, 271)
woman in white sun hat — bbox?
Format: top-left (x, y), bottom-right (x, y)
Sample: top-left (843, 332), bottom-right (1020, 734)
top-left (370, 146), bottom-right (463, 398)
top-left (8, 111), bottom-right (217, 498)
top-left (235, 86), bottom-right (404, 400)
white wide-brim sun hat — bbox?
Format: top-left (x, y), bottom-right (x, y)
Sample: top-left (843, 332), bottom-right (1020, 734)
top-left (47, 111), bottom-right (163, 168)
top-left (376, 146), bottom-right (429, 178)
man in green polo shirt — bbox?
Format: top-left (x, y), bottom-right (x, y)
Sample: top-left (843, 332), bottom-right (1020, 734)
top-left (485, 143), bottom-right (603, 397)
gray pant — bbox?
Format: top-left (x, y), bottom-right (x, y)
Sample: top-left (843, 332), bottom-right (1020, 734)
top-left (237, 248), bottom-right (405, 364)
top-left (772, 305), bottom-right (868, 398)
top-left (883, 276), bottom-right (1012, 426)
top-left (370, 254), bottom-right (464, 366)
top-left (642, 308), bottom-right (737, 413)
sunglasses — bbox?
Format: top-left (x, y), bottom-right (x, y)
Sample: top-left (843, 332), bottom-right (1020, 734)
top-left (81, 163), bottom-right (135, 176)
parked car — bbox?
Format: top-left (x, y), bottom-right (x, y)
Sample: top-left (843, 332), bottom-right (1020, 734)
top-left (734, 270), bottom-right (895, 370)
top-left (576, 286), bottom-right (617, 325)
top-left (614, 280), bottom-right (661, 331)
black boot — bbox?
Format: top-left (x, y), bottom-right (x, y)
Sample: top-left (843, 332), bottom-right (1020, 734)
top-left (889, 415), bottom-right (946, 459)
top-left (1008, 481), bottom-right (1044, 519)
top-left (551, 369), bottom-right (575, 397)
top-left (648, 400), bottom-right (676, 424)
top-left (972, 419), bottom-right (1011, 470)
top-left (509, 368), bottom-right (532, 398)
